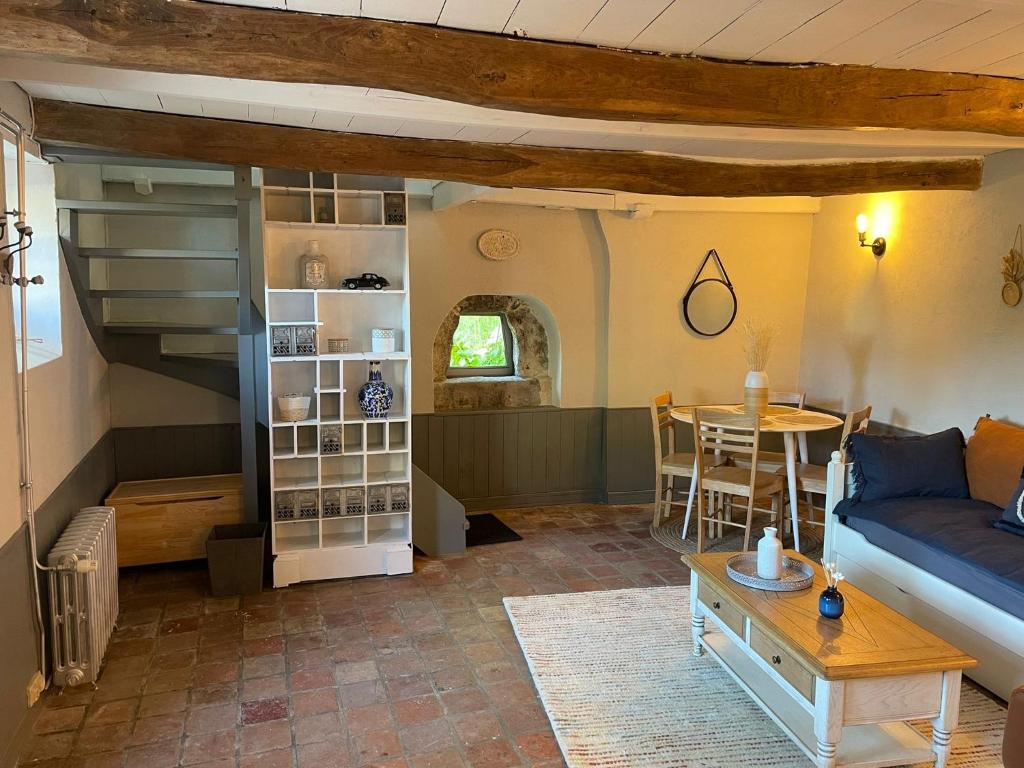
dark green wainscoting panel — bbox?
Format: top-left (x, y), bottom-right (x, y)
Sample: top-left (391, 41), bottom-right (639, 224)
top-left (413, 408), bottom-right (607, 511)
top-left (112, 423), bottom-right (242, 482)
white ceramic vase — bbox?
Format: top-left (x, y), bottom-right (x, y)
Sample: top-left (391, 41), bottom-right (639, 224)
top-left (756, 526), bottom-right (783, 580)
top-left (744, 369), bottom-right (770, 416)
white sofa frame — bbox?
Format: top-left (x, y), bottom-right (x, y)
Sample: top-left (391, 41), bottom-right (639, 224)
top-left (824, 451), bottom-right (1023, 703)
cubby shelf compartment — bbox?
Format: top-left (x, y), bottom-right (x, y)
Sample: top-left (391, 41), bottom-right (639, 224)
top-left (263, 170), bottom-right (412, 587)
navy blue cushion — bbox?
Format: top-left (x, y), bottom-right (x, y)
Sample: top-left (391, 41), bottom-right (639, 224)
top-left (835, 497), bottom-right (1024, 619)
top-left (846, 428), bottom-right (970, 503)
top-left (996, 473), bottom-right (1024, 537)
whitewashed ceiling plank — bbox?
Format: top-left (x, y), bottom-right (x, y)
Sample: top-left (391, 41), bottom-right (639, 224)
top-left (157, 93), bottom-right (205, 116)
top-left (821, 1), bottom-right (988, 65)
top-left (286, 0), bottom-right (361, 14)
top-left (58, 85), bottom-right (107, 105)
top-left (629, 0), bottom-right (761, 53)
top-left (927, 20), bottom-right (1024, 71)
top-left (99, 90), bottom-right (162, 110)
top-left (272, 106), bottom-right (317, 125)
top-left (201, 100), bottom-right (250, 120)
top-left (453, 125), bottom-right (530, 143)
top-left (346, 114), bottom-right (404, 135)
top-left (576, 0), bottom-right (674, 49)
top-left (756, 0), bottom-right (918, 62)
top-left (248, 103), bottom-right (274, 122)
top-left (17, 81), bottom-right (64, 100)
top-left (395, 119), bottom-right (464, 140)
top-left (360, 0), bottom-right (444, 23)
top-left (437, 0), bottom-right (520, 33)
top-left (503, 0), bottom-right (608, 42)
top-left (695, 0), bottom-right (843, 60)
top-left (310, 111), bottom-right (354, 130)
top-left (879, 9), bottom-right (1024, 69)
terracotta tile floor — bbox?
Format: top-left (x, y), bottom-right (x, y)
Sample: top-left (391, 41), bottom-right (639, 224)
top-left (20, 504), bottom-right (691, 768)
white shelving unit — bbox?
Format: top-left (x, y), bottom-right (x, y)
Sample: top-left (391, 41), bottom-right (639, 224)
top-left (261, 170), bottom-right (413, 587)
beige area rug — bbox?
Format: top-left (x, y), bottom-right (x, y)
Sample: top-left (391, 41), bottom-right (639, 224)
top-left (504, 587), bottom-right (1005, 768)
top-left (650, 512), bottom-right (825, 561)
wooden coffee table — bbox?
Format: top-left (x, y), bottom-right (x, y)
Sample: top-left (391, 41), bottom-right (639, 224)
top-left (684, 552), bottom-right (976, 768)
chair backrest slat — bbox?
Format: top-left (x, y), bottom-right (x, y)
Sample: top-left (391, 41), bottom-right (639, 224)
top-left (693, 408), bottom-right (762, 484)
top-left (770, 390), bottom-right (806, 408)
top-left (650, 390), bottom-right (676, 465)
top-left (839, 404), bottom-right (872, 460)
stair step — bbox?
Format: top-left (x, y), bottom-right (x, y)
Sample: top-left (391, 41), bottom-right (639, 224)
top-left (58, 200), bottom-right (237, 218)
top-left (79, 248), bottom-right (239, 260)
top-left (104, 322), bottom-right (239, 335)
top-left (161, 352), bottom-right (239, 368)
top-left (90, 289), bottom-right (239, 299)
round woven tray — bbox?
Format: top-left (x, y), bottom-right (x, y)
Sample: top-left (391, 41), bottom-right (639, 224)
top-left (726, 554), bottom-right (814, 592)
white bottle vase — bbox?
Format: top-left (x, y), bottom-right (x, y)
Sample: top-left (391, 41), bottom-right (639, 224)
top-left (756, 527), bottom-right (783, 580)
top-left (744, 370), bottom-right (770, 416)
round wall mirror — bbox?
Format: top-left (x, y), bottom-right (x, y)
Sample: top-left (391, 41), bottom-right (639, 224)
top-left (683, 278), bottom-right (737, 336)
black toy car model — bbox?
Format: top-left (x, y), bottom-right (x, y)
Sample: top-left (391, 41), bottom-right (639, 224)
top-left (341, 273), bottom-right (390, 290)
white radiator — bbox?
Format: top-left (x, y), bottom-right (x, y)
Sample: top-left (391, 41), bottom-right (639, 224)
top-left (47, 506), bottom-right (119, 687)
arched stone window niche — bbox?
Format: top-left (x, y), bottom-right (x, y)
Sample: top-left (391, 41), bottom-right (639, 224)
top-left (433, 295), bottom-right (554, 411)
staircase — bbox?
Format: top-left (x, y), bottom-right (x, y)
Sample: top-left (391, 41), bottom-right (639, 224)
top-left (57, 169), bottom-right (245, 398)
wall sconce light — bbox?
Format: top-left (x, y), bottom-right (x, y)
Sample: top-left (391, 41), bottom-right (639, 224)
top-left (856, 213), bottom-right (886, 257)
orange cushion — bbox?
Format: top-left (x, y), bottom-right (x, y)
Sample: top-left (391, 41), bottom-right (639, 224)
top-left (965, 417), bottom-right (1024, 508)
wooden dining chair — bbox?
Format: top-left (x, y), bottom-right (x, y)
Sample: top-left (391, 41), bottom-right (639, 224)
top-left (776, 404), bottom-right (872, 527)
top-left (692, 408), bottom-right (785, 553)
top-left (650, 392), bottom-right (727, 528)
top-left (749, 390), bottom-right (807, 472)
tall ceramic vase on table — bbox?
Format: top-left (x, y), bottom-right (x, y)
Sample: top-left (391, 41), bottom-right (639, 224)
top-left (358, 362), bottom-right (393, 419)
top-left (744, 370), bottom-right (770, 418)
top-left (742, 319), bottom-right (775, 417)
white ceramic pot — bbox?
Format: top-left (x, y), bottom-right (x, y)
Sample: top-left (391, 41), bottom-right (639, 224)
top-left (757, 527), bottom-right (783, 580)
top-left (371, 328), bottom-right (396, 354)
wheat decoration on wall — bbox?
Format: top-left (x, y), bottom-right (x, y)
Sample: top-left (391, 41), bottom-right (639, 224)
top-left (1002, 224), bottom-right (1024, 307)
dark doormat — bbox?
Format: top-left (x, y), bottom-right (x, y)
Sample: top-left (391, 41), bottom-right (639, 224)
top-left (465, 513), bottom-right (522, 547)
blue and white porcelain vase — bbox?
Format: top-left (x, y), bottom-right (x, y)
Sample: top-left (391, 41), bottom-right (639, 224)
top-left (358, 362), bottom-right (393, 419)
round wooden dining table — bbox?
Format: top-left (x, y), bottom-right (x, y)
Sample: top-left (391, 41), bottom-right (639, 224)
top-left (669, 404), bottom-right (842, 552)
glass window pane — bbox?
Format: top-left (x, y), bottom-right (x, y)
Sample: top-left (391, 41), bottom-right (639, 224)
top-left (449, 314), bottom-right (508, 368)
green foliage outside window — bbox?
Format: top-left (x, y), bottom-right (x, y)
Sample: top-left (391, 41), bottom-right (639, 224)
top-left (450, 314), bottom-right (509, 368)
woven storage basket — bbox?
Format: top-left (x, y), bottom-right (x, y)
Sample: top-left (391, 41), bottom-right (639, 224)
top-left (277, 394), bottom-right (310, 422)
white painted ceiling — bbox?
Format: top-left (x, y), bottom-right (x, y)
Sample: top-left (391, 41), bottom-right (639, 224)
top-left (8, 0), bottom-right (1024, 165)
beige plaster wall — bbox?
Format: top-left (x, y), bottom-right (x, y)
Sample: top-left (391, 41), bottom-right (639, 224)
top-left (409, 199), bottom-right (608, 412)
top-left (0, 85), bottom-right (110, 545)
top-left (599, 210), bottom-right (814, 408)
top-left (800, 149), bottom-right (1024, 434)
top-left (410, 199), bottom-right (816, 414)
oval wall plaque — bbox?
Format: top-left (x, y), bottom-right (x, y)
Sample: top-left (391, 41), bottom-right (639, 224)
top-left (478, 229), bottom-right (520, 261)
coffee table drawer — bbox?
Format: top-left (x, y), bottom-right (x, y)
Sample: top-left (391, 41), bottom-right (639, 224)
top-left (697, 581), bottom-right (745, 637)
top-left (750, 624), bottom-right (815, 702)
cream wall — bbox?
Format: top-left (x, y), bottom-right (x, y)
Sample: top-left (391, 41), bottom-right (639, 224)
top-left (599, 210), bottom-right (814, 408)
top-left (800, 149), bottom-right (1024, 435)
top-left (409, 199), bottom-right (608, 412)
top-left (0, 85), bottom-right (110, 546)
top-left (409, 199), bottom-right (816, 413)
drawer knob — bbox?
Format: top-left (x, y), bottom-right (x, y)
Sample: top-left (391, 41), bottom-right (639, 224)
top-left (771, 655), bottom-right (782, 665)
top-left (712, 601), bottom-right (721, 610)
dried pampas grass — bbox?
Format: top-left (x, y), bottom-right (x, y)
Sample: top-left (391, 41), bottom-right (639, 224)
top-left (743, 319), bottom-right (776, 372)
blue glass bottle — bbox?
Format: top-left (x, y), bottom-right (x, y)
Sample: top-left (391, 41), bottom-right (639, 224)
top-left (819, 586), bottom-right (845, 619)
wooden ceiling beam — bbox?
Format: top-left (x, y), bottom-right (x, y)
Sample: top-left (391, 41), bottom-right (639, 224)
top-left (2, 1), bottom-right (1024, 137)
top-left (31, 100), bottom-right (983, 198)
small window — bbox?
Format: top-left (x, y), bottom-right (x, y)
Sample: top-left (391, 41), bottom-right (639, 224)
top-left (447, 313), bottom-right (514, 377)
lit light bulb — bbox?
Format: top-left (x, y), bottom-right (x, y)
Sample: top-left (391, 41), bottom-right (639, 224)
top-left (856, 214), bottom-right (868, 236)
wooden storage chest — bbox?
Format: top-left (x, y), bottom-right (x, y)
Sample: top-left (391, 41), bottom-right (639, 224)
top-left (105, 474), bottom-right (244, 566)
